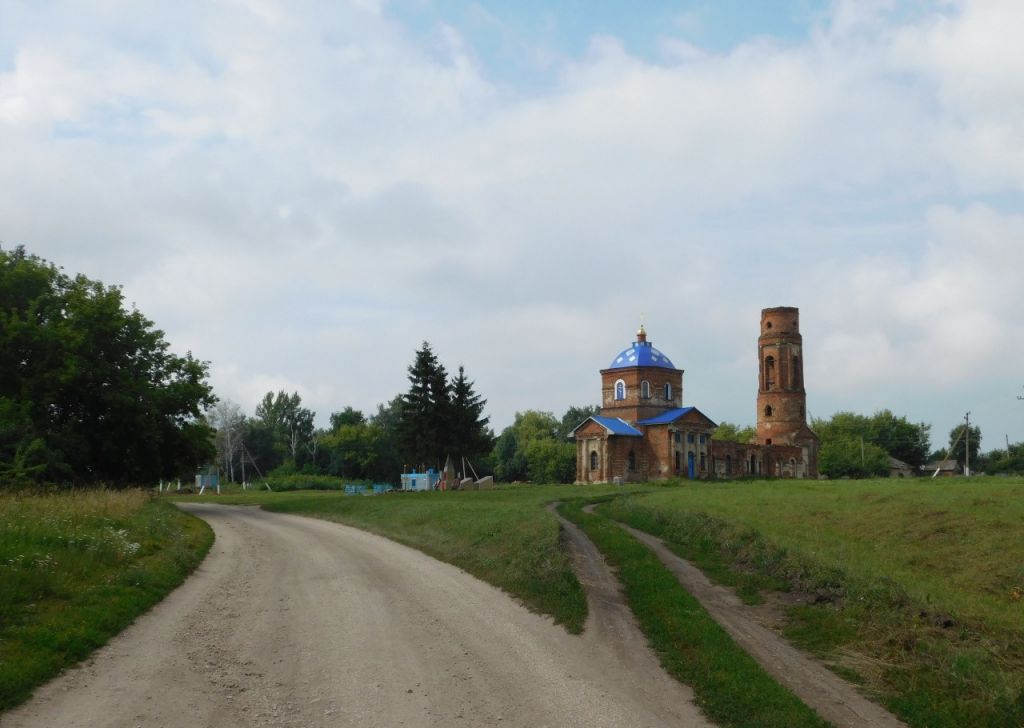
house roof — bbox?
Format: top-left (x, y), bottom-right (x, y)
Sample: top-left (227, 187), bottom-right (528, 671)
top-left (637, 406), bottom-right (717, 427)
top-left (927, 460), bottom-right (959, 470)
top-left (572, 416), bottom-right (643, 437)
top-left (607, 340), bottom-right (677, 370)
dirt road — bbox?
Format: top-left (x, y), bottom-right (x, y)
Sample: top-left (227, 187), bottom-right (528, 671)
top-left (2, 504), bottom-right (712, 728)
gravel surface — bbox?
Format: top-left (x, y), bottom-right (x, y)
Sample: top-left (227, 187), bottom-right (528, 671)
top-left (2, 503), bottom-right (712, 728)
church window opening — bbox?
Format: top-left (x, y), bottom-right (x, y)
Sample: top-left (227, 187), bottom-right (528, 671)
top-left (700, 453), bottom-right (706, 470)
top-left (699, 434), bottom-right (707, 444)
top-left (674, 432), bottom-right (681, 444)
top-left (614, 379), bottom-right (626, 400)
top-left (675, 452), bottom-right (681, 471)
top-left (750, 454), bottom-right (758, 473)
top-left (628, 451), bottom-right (636, 471)
top-left (664, 382), bottom-right (672, 400)
top-left (687, 433), bottom-right (695, 443)
top-left (764, 356), bottom-right (776, 390)
top-left (590, 451), bottom-right (598, 470)
top-left (764, 404), bottom-right (773, 418)
top-left (641, 380), bottom-right (650, 399)
top-left (793, 356), bottom-right (802, 388)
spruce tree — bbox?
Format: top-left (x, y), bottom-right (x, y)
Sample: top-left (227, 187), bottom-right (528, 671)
top-left (398, 342), bottom-right (450, 468)
top-left (449, 365), bottom-right (493, 462)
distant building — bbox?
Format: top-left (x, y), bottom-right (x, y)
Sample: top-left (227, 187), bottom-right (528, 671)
top-left (572, 307), bottom-right (818, 483)
top-left (925, 459), bottom-right (961, 477)
top-left (888, 456), bottom-right (915, 478)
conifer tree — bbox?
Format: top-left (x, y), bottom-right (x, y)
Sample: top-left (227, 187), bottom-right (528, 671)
top-left (398, 342), bottom-right (450, 468)
top-left (448, 366), bottom-right (493, 462)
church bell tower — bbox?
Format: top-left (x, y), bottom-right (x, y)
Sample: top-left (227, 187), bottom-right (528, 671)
top-left (756, 307), bottom-right (808, 446)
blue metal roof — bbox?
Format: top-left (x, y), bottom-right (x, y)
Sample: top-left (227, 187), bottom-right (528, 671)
top-left (593, 416), bottom-right (643, 436)
top-left (637, 407), bottom-right (695, 425)
top-left (573, 416), bottom-right (643, 437)
top-left (608, 340), bottom-right (677, 370)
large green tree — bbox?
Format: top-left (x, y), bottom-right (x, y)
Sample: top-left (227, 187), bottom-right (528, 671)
top-left (0, 246), bottom-right (215, 484)
top-left (397, 342), bottom-right (452, 469)
top-left (447, 365), bottom-right (494, 462)
top-left (253, 390), bottom-right (315, 469)
top-left (557, 405), bottom-right (601, 440)
top-left (396, 344), bottom-right (493, 471)
top-left (492, 409), bottom-right (575, 484)
top-left (811, 409), bottom-right (931, 478)
top-left (948, 423), bottom-right (981, 470)
top-left (713, 421), bottom-right (757, 444)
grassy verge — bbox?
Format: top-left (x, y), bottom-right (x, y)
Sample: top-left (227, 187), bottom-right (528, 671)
top-left (175, 484), bottom-right (631, 633)
top-left (0, 490), bottom-right (213, 712)
top-left (599, 479), bottom-right (1024, 727)
top-left (558, 498), bottom-right (828, 728)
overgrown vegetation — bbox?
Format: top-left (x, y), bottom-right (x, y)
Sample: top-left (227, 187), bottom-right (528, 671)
top-left (811, 410), bottom-right (932, 477)
top-left (558, 498), bottom-right (828, 728)
top-left (598, 479), bottom-right (1024, 727)
top-left (0, 490), bottom-right (212, 711)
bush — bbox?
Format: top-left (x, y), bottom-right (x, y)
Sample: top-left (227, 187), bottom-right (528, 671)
top-left (264, 475), bottom-right (351, 491)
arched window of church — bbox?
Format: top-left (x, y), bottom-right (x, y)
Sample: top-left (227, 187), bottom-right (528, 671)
top-left (628, 451), bottom-right (636, 471)
top-left (764, 404), bottom-right (773, 417)
top-left (641, 380), bottom-right (650, 399)
top-left (614, 379), bottom-right (626, 400)
top-left (590, 451), bottom-right (598, 470)
top-left (664, 382), bottom-right (672, 400)
top-left (764, 356), bottom-right (776, 390)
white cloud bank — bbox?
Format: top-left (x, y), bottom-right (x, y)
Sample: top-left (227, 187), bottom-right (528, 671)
top-left (1, 0), bottom-right (1023, 449)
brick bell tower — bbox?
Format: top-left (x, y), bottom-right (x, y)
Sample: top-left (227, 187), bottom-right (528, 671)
top-left (756, 307), bottom-right (810, 446)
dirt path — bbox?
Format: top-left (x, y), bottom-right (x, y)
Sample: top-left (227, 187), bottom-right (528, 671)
top-left (2, 504), bottom-right (712, 728)
top-left (582, 504), bottom-right (905, 728)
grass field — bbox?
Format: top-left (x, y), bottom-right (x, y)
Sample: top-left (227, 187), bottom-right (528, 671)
top-left (0, 490), bottom-right (213, 712)
top-left (174, 477), bottom-right (1024, 726)
top-left (186, 484), bottom-right (631, 633)
top-left (598, 477), bottom-right (1024, 727)
top-left (559, 498), bottom-right (828, 728)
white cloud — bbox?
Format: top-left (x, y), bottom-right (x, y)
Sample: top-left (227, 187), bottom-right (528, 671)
top-left (2, 0), bottom-right (1023, 447)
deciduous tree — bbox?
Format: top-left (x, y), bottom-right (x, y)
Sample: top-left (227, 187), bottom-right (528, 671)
top-left (0, 245), bottom-right (215, 484)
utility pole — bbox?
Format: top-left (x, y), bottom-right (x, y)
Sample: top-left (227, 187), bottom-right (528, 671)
top-left (964, 412), bottom-right (971, 477)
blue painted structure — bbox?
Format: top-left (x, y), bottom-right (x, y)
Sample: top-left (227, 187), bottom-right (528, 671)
top-left (401, 469), bottom-right (440, 491)
top-left (637, 407), bottom-right (701, 426)
top-left (607, 340), bottom-right (676, 370)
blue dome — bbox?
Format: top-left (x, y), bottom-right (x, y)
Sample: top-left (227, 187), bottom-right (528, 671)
top-left (608, 340), bottom-right (677, 369)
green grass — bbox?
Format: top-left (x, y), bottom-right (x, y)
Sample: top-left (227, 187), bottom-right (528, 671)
top-left (177, 484), bottom-right (632, 633)
top-left (558, 498), bottom-right (829, 728)
top-left (0, 490), bottom-right (213, 712)
top-left (598, 478), bottom-right (1024, 727)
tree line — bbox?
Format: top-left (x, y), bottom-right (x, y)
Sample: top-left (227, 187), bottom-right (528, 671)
top-left (210, 344), bottom-right (601, 486)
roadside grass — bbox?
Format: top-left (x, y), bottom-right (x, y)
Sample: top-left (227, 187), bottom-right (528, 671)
top-left (0, 490), bottom-right (213, 712)
top-left (176, 484), bottom-right (632, 633)
top-left (598, 478), bottom-right (1024, 728)
top-left (558, 498), bottom-right (829, 728)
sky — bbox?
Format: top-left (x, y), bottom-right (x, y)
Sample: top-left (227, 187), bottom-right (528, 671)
top-left (2, 0), bottom-right (1023, 453)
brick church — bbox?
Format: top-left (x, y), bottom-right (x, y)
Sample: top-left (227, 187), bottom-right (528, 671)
top-left (572, 307), bottom-right (819, 482)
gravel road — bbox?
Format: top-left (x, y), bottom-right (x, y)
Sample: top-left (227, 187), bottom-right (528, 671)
top-left (2, 504), bottom-right (712, 728)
